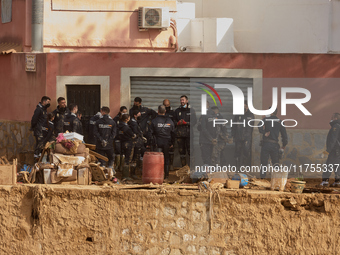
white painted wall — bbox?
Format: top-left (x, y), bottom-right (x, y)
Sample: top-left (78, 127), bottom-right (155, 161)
top-left (178, 0), bottom-right (340, 53)
top-left (177, 2), bottom-right (235, 52)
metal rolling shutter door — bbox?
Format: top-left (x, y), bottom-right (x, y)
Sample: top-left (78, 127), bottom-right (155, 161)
top-left (130, 76), bottom-right (253, 166)
top-left (130, 77), bottom-right (191, 111)
top-left (130, 77), bottom-right (253, 114)
top-left (130, 77), bottom-right (253, 139)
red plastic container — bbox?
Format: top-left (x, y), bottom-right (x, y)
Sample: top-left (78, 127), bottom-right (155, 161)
top-left (142, 152), bottom-right (164, 184)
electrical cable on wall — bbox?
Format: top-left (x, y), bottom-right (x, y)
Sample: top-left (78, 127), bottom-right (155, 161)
top-left (148, 30), bottom-right (155, 52)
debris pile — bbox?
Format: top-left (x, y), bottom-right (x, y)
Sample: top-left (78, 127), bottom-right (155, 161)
top-left (16, 132), bottom-right (117, 185)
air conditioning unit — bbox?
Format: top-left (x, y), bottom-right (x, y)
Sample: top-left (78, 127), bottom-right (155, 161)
top-left (138, 7), bottom-right (170, 30)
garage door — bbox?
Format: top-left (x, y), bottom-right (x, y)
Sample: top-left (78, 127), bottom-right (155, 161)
top-left (130, 76), bottom-right (253, 166)
top-left (130, 76), bottom-right (253, 126)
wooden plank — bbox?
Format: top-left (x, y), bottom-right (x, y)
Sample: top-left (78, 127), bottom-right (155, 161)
top-left (89, 150), bottom-right (108, 162)
top-left (85, 143), bottom-right (96, 150)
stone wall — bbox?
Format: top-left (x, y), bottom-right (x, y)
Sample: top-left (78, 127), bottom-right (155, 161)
top-left (0, 185), bottom-right (339, 254)
top-left (0, 121), bottom-right (34, 160)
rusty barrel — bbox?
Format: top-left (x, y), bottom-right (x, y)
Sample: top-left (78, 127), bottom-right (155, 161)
top-left (142, 152), bottom-right (164, 184)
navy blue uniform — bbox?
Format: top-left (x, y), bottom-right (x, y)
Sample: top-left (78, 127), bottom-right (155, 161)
top-left (52, 106), bottom-right (70, 136)
top-left (129, 117), bottom-right (144, 165)
top-left (232, 109), bottom-right (255, 167)
top-left (63, 113), bottom-right (83, 135)
top-left (93, 114), bottom-right (116, 167)
top-left (148, 114), bottom-right (175, 178)
top-left (118, 122), bottom-right (136, 165)
top-left (31, 103), bottom-right (48, 158)
top-left (259, 115), bottom-right (288, 178)
top-left (88, 112), bottom-right (102, 145)
top-left (148, 115), bottom-right (175, 165)
top-left (174, 104), bottom-right (197, 166)
top-left (322, 119), bottom-right (340, 182)
top-left (42, 120), bottom-right (55, 146)
top-left (129, 105), bottom-right (157, 137)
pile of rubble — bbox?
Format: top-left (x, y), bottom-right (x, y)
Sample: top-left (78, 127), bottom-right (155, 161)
top-left (15, 132), bottom-right (115, 185)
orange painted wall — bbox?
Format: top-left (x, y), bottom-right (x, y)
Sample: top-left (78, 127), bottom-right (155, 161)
top-left (1, 52), bottom-right (340, 130)
top-left (0, 0), bottom-right (31, 50)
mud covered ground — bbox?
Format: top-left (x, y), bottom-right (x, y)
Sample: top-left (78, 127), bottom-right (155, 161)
top-left (0, 183), bottom-right (340, 254)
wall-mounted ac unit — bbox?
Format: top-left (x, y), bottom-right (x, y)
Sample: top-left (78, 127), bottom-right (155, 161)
top-left (138, 7), bottom-right (170, 30)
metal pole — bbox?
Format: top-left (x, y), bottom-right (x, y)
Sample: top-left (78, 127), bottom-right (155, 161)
top-left (31, 0), bottom-right (44, 52)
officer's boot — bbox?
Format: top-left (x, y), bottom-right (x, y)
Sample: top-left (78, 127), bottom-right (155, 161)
top-left (114, 154), bottom-right (120, 172)
top-left (122, 165), bottom-right (133, 181)
top-left (169, 154), bottom-right (174, 171)
top-left (164, 165), bottom-right (170, 180)
top-left (180, 156), bottom-right (187, 167)
top-left (130, 163), bottom-right (139, 180)
top-left (119, 155), bottom-right (125, 172)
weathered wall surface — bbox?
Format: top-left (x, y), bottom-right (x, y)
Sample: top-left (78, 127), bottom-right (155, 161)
top-left (0, 0), bottom-right (31, 50)
top-left (1, 52), bottom-right (340, 127)
top-left (0, 185), bottom-right (339, 254)
top-left (0, 53), bottom-right (47, 122)
top-left (0, 121), bottom-right (34, 160)
top-left (43, 0), bottom-right (178, 52)
top-left (44, 53), bottom-right (340, 129)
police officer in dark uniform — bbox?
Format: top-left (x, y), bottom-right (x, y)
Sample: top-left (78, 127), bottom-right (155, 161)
top-left (129, 109), bottom-right (144, 179)
top-left (321, 113), bottom-right (340, 187)
top-left (52, 97), bottom-right (69, 136)
top-left (113, 106), bottom-right (128, 172)
top-left (63, 104), bottom-right (83, 135)
top-left (113, 106), bottom-right (128, 123)
top-left (42, 112), bottom-right (55, 147)
top-left (232, 101), bottom-right (255, 169)
top-left (174, 95), bottom-right (197, 167)
top-left (118, 114), bottom-right (136, 180)
top-left (88, 111), bottom-right (102, 144)
top-left (200, 106), bottom-right (229, 165)
top-left (163, 99), bottom-right (176, 170)
top-left (199, 106), bottom-right (218, 165)
top-left (31, 96), bottom-right (51, 160)
top-left (259, 108), bottom-right (288, 179)
top-left (93, 107), bottom-right (116, 168)
top-left (129, 97), bottom-right (157, 137)
top-left (148, 105), bottom-right (175, 179)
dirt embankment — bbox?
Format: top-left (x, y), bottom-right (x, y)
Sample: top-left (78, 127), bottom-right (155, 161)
top-left (0, 185), bottom-right (339, 254)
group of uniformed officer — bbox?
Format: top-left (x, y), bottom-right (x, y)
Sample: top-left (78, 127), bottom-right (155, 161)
top-left (33, 95), bottom-right (340, 185)
top-left (30, 95), bottom-right (196, 180)
top-left (30, 95), bottom-right (290, 180)
top-left (198, 101), bottom-right (289, 179)
top-left (85, 95), bottom-right (195, 180)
